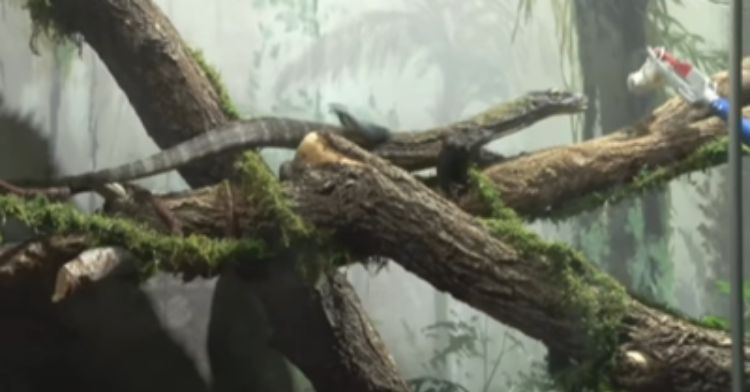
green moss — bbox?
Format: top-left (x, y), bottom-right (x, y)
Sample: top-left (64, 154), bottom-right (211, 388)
top-left (626, 288), bottom-right (730, 332)
top-left (0, 194), bottom-right (267, 279)
top-left (0, 153), bottom-right (348, 285)
top-left (187, 46), bottom-right (240, 120)
top-left (23, 0), bottom-right (76, 53)
top-left (234, 152), bottom-right (352, 281)
top-left (235, 152), bottom-right (313, 244)
top-left (699, 315), bottom-right (729, 331)
top-left (471, 165), bottom-right (732, 386)
top-left (470, 170), bottom-right (628, 389)
top-left (542, 136), bottom-right (736, 222)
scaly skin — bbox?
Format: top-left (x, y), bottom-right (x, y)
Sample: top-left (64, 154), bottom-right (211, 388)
top-left (374, 89), bottom-right (587, 170)
top-left (10, 90), bottom-right (585, 193)
top-left (13, 117), bottom-right (384, 192)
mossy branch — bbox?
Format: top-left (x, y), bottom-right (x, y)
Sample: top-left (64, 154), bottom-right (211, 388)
top-left (187, 46), bottom-right (241, 120)
top-left (542, 136), bottom-right (740, 222)
top-left (0, 194), bottom-right (267, 280)
top-left (471, 171), bottom-right (628, 367)
top-left (23, 0), bottom-right (80, 54)
top-left (235, 153), bottom-right (313, 243)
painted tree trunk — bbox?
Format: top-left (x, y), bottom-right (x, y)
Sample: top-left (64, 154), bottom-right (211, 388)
top-left (573, 0), bottom-right (669, 300)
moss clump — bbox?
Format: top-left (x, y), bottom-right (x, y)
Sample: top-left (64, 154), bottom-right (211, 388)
top-left (234, 152), bottom-right (352, 281)
top-left (0, 194), bottom-right (267, 279)
top-left (235, 152), bottom-right (312, 244)
top-left (23, 0), bottom-right (78, 53)
top-left (470, 170), bottom-right (628, 390)
top-left (543, 136), bottom-right (738, 222)
top-left (186, 46), bottom-right (240, 120)
top-left (627, 288), bottom-right (730, 332)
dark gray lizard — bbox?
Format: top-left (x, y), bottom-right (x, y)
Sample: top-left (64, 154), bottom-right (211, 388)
top-left (431, 90), bottom-right (587, 194)
top-left (12, 104), bottom-right (392, 193)
top-left (9, 90), bottom-right (585, 194)
top-left (373, 89), bottom-right (586, 171)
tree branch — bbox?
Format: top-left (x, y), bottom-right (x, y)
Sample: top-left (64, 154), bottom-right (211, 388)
top-left (460, 65), bottom-right (750, 219)
top-left (104, 132), bottom-right (750, 391)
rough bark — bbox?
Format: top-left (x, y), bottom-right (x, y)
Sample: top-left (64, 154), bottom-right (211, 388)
top-left (614, 300), bottom-right (749, 392)
top-left (460, 75), bottom-right (750, 218)
top-left (248, 254), bottom-right (409, 392)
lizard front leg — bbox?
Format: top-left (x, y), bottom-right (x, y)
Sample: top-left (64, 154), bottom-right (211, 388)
top-left (436, 135), bottom-right (473, 197)
top-left (436, 126), bottom-right (505, 197)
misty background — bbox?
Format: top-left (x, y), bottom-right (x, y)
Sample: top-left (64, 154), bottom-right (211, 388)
top-left (0, 0), bottom-right (742, 391)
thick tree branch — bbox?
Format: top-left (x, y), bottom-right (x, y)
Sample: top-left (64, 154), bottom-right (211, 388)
top-left (460, 65), bottom-right (750, 219)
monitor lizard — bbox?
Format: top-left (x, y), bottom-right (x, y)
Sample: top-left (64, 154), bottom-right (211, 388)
top-left (7, 90), bottom-right (585, 194)
top-left (379, 89), bottom-right (586, 171)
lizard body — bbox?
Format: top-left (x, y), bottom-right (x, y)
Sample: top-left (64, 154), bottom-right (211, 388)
top-left (16, 113), bottom-right (390, 192)
top-left (10, 90), bottom-right (585, 193)
top-left (376, 89), bottom-right (586, 170)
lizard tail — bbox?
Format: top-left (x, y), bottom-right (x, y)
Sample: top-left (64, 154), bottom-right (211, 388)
top-left (15, 119), bottom-right (317, 191)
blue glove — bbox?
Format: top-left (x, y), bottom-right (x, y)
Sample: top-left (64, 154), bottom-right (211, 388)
top-left (709, 97), bottom-right (750, 145)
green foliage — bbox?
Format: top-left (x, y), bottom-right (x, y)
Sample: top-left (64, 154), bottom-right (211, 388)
top-left (186, 46), bottom-right (241, 120)
top-left (235, 152), bottom-right (312, 244)
top-left (700, 278), bottom-right (750, 333)
top-left (0, 152), bottom-right (349, 285)
top-left (0, 194), bottom-right (267, 279)
top-left (22, 0), bottom-right (76, 53)
top-left (470, 170), bottom-right (628, 390)
top-left (701, 315), bottom-right (728, 330)
top-left (233, 151), bottom-right (353, 282)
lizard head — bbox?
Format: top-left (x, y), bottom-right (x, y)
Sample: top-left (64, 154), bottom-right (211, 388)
top-left (470, 89), bottom-right (587, 127)
top-left (524, 89), bottom-right (588, 114)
